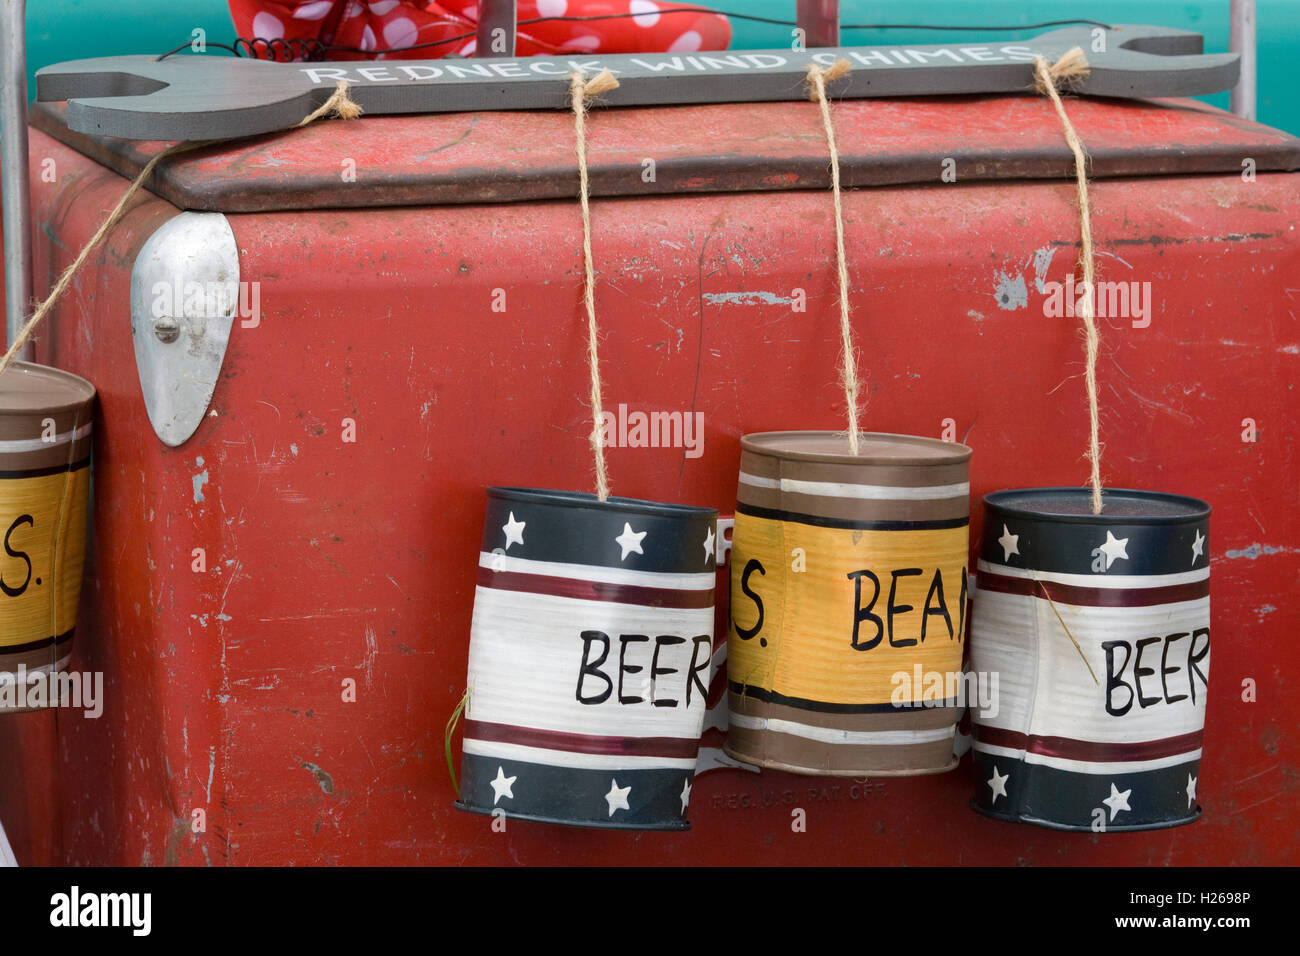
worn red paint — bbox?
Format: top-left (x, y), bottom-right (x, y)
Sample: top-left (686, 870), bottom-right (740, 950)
top-left (0, 93), bottom-right (1296, 864)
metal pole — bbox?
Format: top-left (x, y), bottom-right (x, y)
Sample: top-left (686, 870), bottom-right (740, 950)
top-left (1, 0), bottom-right (33, 359)
top-left (797, 0), bottom-right (840, 49)
top-left (1230, 0), bottom-right (1256, 120)
top-left (475, 0), bottom-right (517, 58)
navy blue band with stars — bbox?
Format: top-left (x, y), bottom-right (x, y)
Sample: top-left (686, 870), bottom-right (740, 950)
top-left (981, 487), bottom-right (1211, 576)
top-left (481, 487), bottom-right (719, 573)
top-left (458, 754), bottom-right (695, 830)
top-left (971, 750), bottom-right (1202, 831)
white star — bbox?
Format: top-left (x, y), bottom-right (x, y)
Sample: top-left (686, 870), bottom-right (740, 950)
top-left (998, 524), bottom-right (1020, 562)
top-left (1191, 529), bottom-right (1206, 566)
top-left (605, 778), bottom-right (632, 817)
top-left (1097, 530), bottom-right (1130, 572)
top-left (680, 778), bottom-right (692, 813)
top-left (987, 765), bottom-right (1009, 805)
top-left (614, 523), bottom-right (647, 561)
top-left (489, 766), bottom-right (516, 806)
top-left (1102, 782), bottom-right (1132, 821)
top-left (703, 526), bottom-right (716, 565)
top-left (501, 512), bottom-right (525, 550)
top-left (1187, 773), bottom-right (1198, 809)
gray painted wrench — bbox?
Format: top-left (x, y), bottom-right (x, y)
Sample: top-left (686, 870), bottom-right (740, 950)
top-left (35, 24), bottom-right (1239, 143)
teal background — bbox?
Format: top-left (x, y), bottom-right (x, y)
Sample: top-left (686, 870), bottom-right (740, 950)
top-left (9, 1), bottom-right (1300, 134)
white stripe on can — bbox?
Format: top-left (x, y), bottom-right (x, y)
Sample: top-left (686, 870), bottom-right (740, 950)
top-left (976, 559), bottom-right (1209, 590)
top-left (462, 738), bottom-right (698, 771)
top-left (467, 588), bottom-right (711, 740)
top-left (971, 588), bottom-right (1209, 744)
top-left (0, 422), bottom-right (92, 454)
top-left (478, 551), bottom-right (715, 590)
top-left (729, 712), bottom-right (956, 746)
top-left (738, 471), bottom-right (968, 501)
top-left (974, 741), bottom-right (1202, 776)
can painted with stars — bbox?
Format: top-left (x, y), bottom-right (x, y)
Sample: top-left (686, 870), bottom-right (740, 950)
top-left (970, 488), bottom-right (1212, 831)
top-left (456, 487), bottom-right (719, 829)
top-left (0, 362), bottom-right (95, 713)
top-left (725, 431), bottom-right (972, 776)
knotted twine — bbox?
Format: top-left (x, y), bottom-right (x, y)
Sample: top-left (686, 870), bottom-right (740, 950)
top-left (570, 69), bottom-right (620, 501)
top-left (1033, 48), bottom-right (1104, 515)
top-left (805, 60), bottom-right (863, 456)
top-left (0, 81), bottom-right (363, 378)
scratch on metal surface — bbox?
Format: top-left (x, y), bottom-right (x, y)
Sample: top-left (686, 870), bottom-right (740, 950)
top-left (992, 270), bottom-right (1027, 311)
top-left (1032, 246), bottom-right (1056, 293)
top-left (207, 746), bottom-right (215, 803)
top-left (701, 291), bottom-right (793, 306)
top-left (1223, 543), bottom-right (1300, 560)
top-left (363, 621), bottom-right (378, 688)
top-left (1124, 387), bottom-right (1196, 425)
top-left (1094, 249), bottom-right (1133, 269)
top-left (302, 762), bottom-right (335, 795)
top-left (192, 457), bottom-right (209, 503)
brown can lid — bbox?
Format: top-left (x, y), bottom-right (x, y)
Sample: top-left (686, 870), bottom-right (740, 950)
top-left (740, 431), bottom-right (971, 467)
top-left (0, 362), bottom-right (96, 416)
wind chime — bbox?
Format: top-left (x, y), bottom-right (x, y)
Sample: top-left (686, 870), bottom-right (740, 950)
top-left (453, 72), bottom-right (719, 830)
top-left (967, 56), bottom-right (1212, 832)
top-left (724, 62), bottom-right (972, 777)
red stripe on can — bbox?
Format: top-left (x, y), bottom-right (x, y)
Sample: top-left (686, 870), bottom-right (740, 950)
top-left (476, 566), bottom-right (713, 609)
top-left (974, 724), bottom-right (1203, 762)
top-left (463, 719), bottom-right (701, 760)
top-left (978, 570), bottom-right (1209, 608)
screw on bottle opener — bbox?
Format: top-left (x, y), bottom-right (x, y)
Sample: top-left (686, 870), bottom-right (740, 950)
top-left (34, 24), bottom-right (1239, 143)
top-left (153, 315), bottom-right (180, 343)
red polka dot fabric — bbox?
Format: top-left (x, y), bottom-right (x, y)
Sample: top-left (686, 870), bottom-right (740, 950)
top-left (226, 0), bottom-right (732, 59)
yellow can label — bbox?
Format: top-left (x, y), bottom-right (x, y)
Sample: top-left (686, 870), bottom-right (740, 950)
top-left (728, 511), bottom-right (968, 706)
top-left (0, 467), bottom-right (89, 649)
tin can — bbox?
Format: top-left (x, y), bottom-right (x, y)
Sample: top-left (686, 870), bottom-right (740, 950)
top-left (0, 362), bottom-right (95, 713)
top-left (457, 487), bottom-right (718, 828)
top-left (970, 487), bottom-right (1211, 830)
top-left (725, 431), bottom-right (972, 775)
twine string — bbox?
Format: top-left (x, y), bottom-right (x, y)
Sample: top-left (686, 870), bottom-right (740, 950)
top-left (1033, 49), bottom-right (1104, 515)
top-left (1035, 578), bottom-right (1099, 685)
top-left (0, 81), bottom-right (363, 379)
top-left (444, 686), bottom-right (471, 797)
top-left (805, 60), bottom-right (861, 456)
top-left (569, 69), bottom-right (620, 501)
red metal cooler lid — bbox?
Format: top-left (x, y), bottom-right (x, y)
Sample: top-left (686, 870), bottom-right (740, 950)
top-left (29, 95), bottom-right (1300, 214)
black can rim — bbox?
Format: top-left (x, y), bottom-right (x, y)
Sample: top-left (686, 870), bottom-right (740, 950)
top-left (454, 800), bottom-right (690, 831)
top-left (970, 799), bottom-right (1203, 832)
top-left (983, 486), bottom-right (1211, 524)
top-left (487, 486), bottom-right (717, 519)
